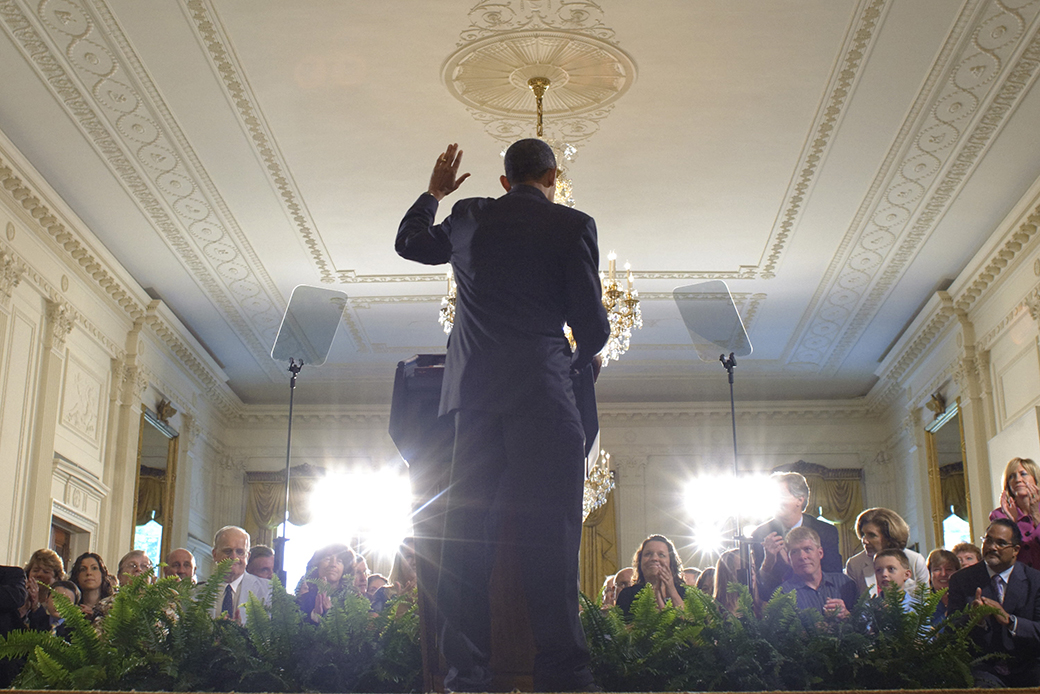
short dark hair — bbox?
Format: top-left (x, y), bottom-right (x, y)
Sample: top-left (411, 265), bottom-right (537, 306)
top-left (249, 544), bottom-right (274, 562)
top-left (503, 138), bottom-right (556, 185)
top-left (874, 548), bottom-right (910, 571)
top-left (990, 517), bottom-right (1022, 547)
top-left (772, 472), bottom-right (810, 511)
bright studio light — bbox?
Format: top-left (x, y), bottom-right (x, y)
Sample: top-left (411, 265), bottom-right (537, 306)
top-left (309, 467), bottom-right (414, 557)
top-left (685, 473), bottom-right (777, 553)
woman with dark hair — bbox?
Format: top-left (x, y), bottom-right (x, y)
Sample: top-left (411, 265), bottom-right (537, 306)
top-left (296, 543), bottom-right (356, 623)
top-left (926, 548), bottom-right (960, 622)
top-left (990, 457), bottom-right (1040, 570)
top-left (70, 552), bottom-right (113, 620)
top-left (616, 535), bottom-right (686, 615)
top-left (844, 508), bottom-right (927, 594)
top-left (714, 548), bottom-right (760, 615)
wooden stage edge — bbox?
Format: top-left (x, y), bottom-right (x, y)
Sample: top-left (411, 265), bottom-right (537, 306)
top-left (7, 689), bottom-right (1037, 694)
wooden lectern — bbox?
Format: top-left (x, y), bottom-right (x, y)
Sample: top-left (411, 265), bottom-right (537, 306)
top-left (389, 355), bottom-right (538, 692)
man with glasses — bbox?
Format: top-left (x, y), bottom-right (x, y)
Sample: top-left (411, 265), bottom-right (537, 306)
top-left (948, 518), bottom-right (1040, 687)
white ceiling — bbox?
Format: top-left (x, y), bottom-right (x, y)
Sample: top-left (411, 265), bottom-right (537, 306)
top-left (1, 0), bottom-right (1039, 408)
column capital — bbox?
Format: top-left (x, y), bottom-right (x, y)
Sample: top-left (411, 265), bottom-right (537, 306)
top-left (44, 298), bottom-right (75, 353)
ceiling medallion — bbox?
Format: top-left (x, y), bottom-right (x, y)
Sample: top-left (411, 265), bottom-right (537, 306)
top-left (442, 0), bottom-right (636, 146)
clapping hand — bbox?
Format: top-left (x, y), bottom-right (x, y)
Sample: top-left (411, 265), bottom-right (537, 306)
top-left (427, 143), bottom-right (470, 201)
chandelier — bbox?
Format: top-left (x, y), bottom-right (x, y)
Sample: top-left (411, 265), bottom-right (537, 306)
top-left (583, 449), bottom-right (615, 521)
top-left (438, 267), bottom-right (456, 335)
top-left (600, 252), bottom-right (642, 365)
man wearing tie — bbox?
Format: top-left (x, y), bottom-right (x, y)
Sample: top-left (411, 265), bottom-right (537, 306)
top-left (208, 525), bottom-right (271, 625)
top-left (948, 518), bottom-right (1040, 687)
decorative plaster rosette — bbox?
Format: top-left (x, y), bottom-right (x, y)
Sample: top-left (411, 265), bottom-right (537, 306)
top-left (442, 1), bottom-right (635, 146)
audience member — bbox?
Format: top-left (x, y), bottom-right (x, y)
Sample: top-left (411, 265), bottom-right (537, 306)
top-left (751, 472), bottom-right (842, 599)
top-left (952, 541), bottom-right (982, 568)
top-left (20, 548), bottom-right (63, 631)
top-left (599, 574), bottom-right (616, 608)
top-left (116, 550), bottom-right (153, 586)
top-left (682, 567), bottom-right (702, 586)
top-left (246, 544), bottom-right (275, 580)
top-left (43, 580), bottom-right (79, 639)
top-left (927, 548), bottom-right (960, 621)
top-left (714, 548), bottom-right (759, 615)
top-left (353, 555), bottom-right (370, 595)
top-left (614, 566), bottom-right (635, 596)
top-left (990, 457), bottom-right (1040, 570)
top-left (70, 552), bottom-right (114, 620)
top-left (366, 573), bottom-right (388, 600)
top-left (844, 507), bottom-right (927, 594)
top-left (696, 567), bottom-right (716, 595)
top-left (371, 538), bottom-right (416, 613)
top-left (616, 535), bottom-right (686, 615)
top-left (209, 525), bottom-right (271, 625)
top-left (780, 527), bottom-right (856, 618)
top-left (873, 548), bottom-right (914, 599)
top-left (949, 518), bottom-right (1040, 687)
top-left (296, 543), bottom-right (356, 623)
top-left (0, 565), bottom-right (28, 687)
top-left (163, 548), bottom-right (197, 583)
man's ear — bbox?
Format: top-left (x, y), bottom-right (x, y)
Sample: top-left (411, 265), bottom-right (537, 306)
top-left (543, 167), bottom-right (558, 189)
top-left (500, 175), bottom-right (511, 192)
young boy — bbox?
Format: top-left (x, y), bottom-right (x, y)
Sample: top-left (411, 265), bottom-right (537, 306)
top-left (873, 548), bottom-right (916, 607)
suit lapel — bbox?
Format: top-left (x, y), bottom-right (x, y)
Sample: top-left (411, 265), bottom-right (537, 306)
top-left (1002, 563), bottom-right (1025, 615)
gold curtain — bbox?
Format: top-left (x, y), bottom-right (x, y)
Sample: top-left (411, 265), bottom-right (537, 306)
top-left (939, 463), bottom-right (967, 520)
top-left (579, 490), bottom-right (619, 600)
top-left (774, 462), bottom-right (864, 564)
top-left (136, 466), bottom-right (165, 526)
top-left (245, 465), bottom-right (325, 547)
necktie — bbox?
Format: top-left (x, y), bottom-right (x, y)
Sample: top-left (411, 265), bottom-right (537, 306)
top-left (992, 574), bottom-right (1005, 604)
top-left (222, 584), bottom-right (234, 615)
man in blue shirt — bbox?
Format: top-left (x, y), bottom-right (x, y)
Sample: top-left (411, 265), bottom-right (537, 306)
top-left (780, 526), bottom-right (857, 618)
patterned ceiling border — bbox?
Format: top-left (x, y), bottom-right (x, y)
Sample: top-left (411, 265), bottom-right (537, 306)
top-left (868, 189), bottom-right (1040, 412)
top-left (758, 0), bottom-right (889, 279)
top-left (786, 0), bottom-right (1040, 373)
top-left (0, 0), bottom-right (287, 382)
top-left (0, 138), bottom-right (243, 420)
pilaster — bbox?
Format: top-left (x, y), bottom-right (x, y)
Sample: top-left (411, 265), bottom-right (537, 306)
top-left (956, 310), bottom-right (992, 538)
top-left (22, 298), bottom-right (74, 554)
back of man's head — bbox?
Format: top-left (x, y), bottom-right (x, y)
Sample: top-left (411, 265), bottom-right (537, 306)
top-left (504, 138), bottom-right (556, 185)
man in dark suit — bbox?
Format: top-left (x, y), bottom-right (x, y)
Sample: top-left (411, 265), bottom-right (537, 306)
top-left (396, 139), bottom-right (610, 691)
top-left (751, 472), bottom-right (842, 599)
top-left (948, 518), bottom-right (1040, 687)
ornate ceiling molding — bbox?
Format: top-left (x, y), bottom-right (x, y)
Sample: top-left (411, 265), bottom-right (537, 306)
top-left (758, 0), bottom-right (889, 280)
top-left (786, 0), bottom-right (1040, 373)
top-left (0, 0), bottom-right (286, 380)
top-left (598, 401), bottom-right (877, 424)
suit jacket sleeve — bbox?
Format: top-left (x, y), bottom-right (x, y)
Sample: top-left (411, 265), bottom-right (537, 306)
top-left (563, 216), bottom-right (610, 370)
top-left (0, 567), bottom-right (26, 612)
top-left (396, 193), bottom-right (452, 265)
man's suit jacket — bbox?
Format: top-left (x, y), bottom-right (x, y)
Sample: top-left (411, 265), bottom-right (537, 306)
top-left (396, 186), bottom-right (610, 419)
top-left (207, 572), bottom-right (271, 626)
top-left (0, 566), bottom-right (28, 687)
top-left (948, 560), bottom-right (1040, 679)
top-left (751, 514), bottom-right (842, 599)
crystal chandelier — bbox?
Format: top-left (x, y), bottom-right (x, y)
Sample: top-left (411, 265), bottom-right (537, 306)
top-left (583, 449), bottom-right (615, 521)
top-left (600, 252), bottom-right (642, 365)
top-left (438, 267), bottom-right (456, 335)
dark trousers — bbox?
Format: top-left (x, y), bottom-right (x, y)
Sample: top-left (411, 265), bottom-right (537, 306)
top-left (437, 409), bottom-right (593, 692)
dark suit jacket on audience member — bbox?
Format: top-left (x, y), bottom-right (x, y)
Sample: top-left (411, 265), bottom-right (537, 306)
top-left (0, 566), bottom-right (28, 687)
top-left (948, 561), bottom-right (1040, 687)
top-left (751, 514), bottom-right (842, 599)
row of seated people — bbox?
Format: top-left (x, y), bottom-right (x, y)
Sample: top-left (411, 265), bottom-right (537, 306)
top-left (599, 459), bottom-right (1040, 688)
top-left (1, 526), bottom-right (417, 654)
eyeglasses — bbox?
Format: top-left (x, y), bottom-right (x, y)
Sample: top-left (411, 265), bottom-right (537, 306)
top-left (123, 562), bottom-right (151, 571)
top-left (981, 535), bottom-right (1016, 549)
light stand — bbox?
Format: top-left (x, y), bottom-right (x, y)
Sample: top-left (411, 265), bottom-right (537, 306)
top-left (269, 286), bottom-right (348, 587)
top-left (674, 281), bottom-right (754, 589)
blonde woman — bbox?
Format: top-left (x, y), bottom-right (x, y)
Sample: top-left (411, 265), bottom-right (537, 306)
top-left (990, 457), bottom-right (1040, 569)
